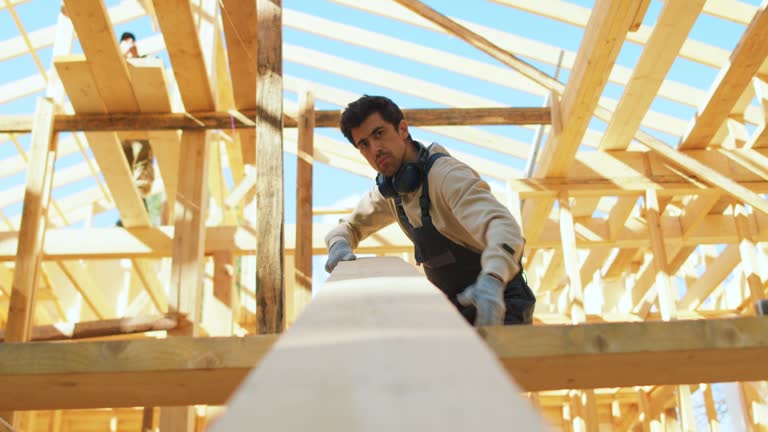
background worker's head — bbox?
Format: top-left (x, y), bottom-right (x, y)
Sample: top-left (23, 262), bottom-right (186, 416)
top-left (340, 95), bottom-right (417, 178)
top-left (119, 32), bottom-right (139, 58)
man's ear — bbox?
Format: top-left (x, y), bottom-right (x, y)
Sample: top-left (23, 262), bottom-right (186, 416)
top-left (398, 120), bottom-right (409, 140)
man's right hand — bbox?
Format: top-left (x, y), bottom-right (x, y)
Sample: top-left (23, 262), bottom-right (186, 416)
top-left (325, 240), bottom-right (356, 273)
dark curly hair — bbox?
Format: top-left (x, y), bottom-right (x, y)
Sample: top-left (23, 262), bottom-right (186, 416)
top-left (339, 95), bottom-right (405, 147)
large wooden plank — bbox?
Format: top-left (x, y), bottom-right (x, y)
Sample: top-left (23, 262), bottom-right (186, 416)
top-left (210, 257), bottom-right (549, 430)
top-left (254, 0), bottom-right (285, 334)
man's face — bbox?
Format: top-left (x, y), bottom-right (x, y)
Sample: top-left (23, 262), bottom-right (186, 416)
top-left (350, 112), bottom-right (410, 178)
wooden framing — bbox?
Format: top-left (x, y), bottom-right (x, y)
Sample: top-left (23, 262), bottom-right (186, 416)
top-left (254, 0), bottom-right (285, 334)
top-left (3, 0), bottom-right (768, 428)
top-left (0, 106), bottom-right (552, 133)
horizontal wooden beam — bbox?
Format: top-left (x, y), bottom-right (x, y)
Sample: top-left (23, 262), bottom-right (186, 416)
top-left (1, 316), bottom-right (765, 409)
top-left (0, 315), bottom-right (178, 342)
top-left (483, 316), bottom-right (768, 391)
top-left (0, 107), bottom-right (551, 133)
top-left (2, 208), bottom-right (768, 260)
top-left (0, 334), bottom-right (278, 410)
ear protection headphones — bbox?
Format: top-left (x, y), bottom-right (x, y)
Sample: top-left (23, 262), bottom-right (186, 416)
top-left (376, 141), bottom-right (429, 198)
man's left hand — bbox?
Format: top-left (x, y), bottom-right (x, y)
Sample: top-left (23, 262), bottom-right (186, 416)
top-left (457, 273), bottom-right (505, 326)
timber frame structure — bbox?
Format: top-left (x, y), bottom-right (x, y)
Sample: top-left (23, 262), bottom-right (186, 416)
top-left (1, 0), bottom-right (768, 430)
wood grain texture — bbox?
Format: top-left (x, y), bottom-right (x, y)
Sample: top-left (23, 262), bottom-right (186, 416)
top-left (255, 0), bottom-right (285, 334)
top-left (5, 98), bottom-right (57, 342)
top-left (210, 257), bottom-right (550, 431)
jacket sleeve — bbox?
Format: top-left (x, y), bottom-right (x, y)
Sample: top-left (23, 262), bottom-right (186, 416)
top-left (324, 187), bottom-right (397, 250)
top-left (436, 163), bottom-right (525, 283)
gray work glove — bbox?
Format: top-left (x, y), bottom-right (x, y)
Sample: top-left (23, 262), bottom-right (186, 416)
top-left (324, 239), bottom-right (356, 273)
top-left (457, 273), bottom-right (505, 326)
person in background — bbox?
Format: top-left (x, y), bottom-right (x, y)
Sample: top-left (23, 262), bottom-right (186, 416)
top-left (323, 95), bottom-right (535, 327)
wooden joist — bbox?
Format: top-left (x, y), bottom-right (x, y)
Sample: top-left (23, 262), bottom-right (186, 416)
top-left (4, 206), bottom-right (768, 260)
top-left (210, 257), bottom-right (548, 430)
top-left (0, 107), bottom-right (554, 133)
top-left (0, 314), bottom-right (178, 342)
top-left (0, 334), bottom-right (278, 410)
top-left (1, 310), bottom-right (766, 409)
top-left (484, 317), bottom-right (768, 391)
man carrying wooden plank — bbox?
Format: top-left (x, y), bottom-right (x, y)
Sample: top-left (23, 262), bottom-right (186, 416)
top-left (324, 95), bottom-right (534, 327)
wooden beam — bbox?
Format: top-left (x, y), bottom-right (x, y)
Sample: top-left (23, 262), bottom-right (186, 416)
top-left (483, 316), bottom-right (768, 391)
top-left (220, 0), bottom-right (258, 166)
top-left (254, 0), bottom-right (284, 334)
top-left (4, 208), bottom-right (768, 260)
top-left (294, 90), bottom-right (314, 321)
top-left (150, 0), bottom-right (215, 112)
top-left (558, 192), bottom-right (585, 323)
top-left (644, 189), bottom-right (676, 321)
top-left (0, 314), bottom-right (178, 342)
top-left (600, 0), bottom-right (704, 150)
top-left (522, 0), bottom-right (644, 244)
top-left (210, 257), bottom-right (549, 430)
top-left (679, 2), bottom-right (768, 149)
top-left (0, 107), bottom-right (552, 133)
top-left (679, 244), bottom-right (740, 310)
top-left (0, 334), bottom-right (278, 410)
top-left (5, 98), bottom-right (56, 342)
top-left (167, 131), bottom-right (208, 333)
top-left (2, 98), bottom-right (57, 427)
top-left (2, 314), bottom-right (767, 410)
top-left (733, 202), bottom-right (766, 310)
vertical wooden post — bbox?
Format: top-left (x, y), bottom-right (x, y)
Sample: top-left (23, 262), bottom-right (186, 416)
top-left (558, 191), bottom-right (585, 323)
top-left (2, 98), bottom-right (57, 427)
top-left (293, 90), bottom-right (314, 322)
top-left (213, 250), bottom-right (238, 333)
top-left (255, 0), bottom-right (284, 334)
top-left (644, 188), bottom-right (676, 320)
top-left (142, 406), bottom-right (154, 432)
top-left (159, 130), bottom-right (209, 432)
top-left (733, 202), bottom-right (765, 312)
